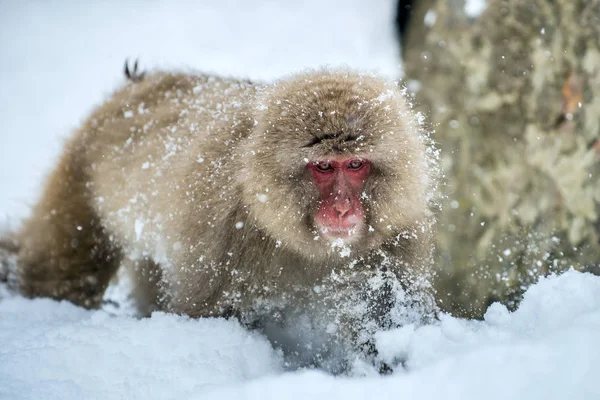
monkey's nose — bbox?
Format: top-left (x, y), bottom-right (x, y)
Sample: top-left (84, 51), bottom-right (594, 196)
top-left (333, 200), bottom-right (351, 217)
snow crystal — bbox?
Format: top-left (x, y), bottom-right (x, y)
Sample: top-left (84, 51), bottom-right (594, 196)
top-left (339, 247), bottom-right (351, 258)
top-left (134, 218), bottom-right (144, 240)
top-left (465, 0), bottom-right (487, 18)
top-left (406, 79), bottom-right (422, 94)
top-left (424, 10), bottom-right (437, 27)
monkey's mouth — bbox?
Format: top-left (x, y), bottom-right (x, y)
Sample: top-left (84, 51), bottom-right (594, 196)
top-left (317, 223), bottom-right (363, 242)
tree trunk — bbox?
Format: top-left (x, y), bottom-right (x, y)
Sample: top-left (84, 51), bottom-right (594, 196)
top-left (403, 0), bottom-right (600, 317)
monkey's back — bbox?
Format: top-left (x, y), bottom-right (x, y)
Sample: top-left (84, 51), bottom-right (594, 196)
top-left (75, 73), bottom-right (258, 262)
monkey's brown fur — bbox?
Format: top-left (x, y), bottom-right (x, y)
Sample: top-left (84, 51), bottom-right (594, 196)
top-left (12, 70), bottom-right (435, 347)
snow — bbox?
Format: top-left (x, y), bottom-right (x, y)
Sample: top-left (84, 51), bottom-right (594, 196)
top-left (0, 301), bottom-right (281, 399)
top-left (424, 10), bottom-right (437, 27)
top-left (0, 1), bottom-right (598, 399)
top-left (1, 271), bottom-right (598, 399)
top-left (464, 0), bottom-right (487, 18)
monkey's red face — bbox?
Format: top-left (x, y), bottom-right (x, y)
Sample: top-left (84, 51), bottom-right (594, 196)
top-left (307, 157), bottom-right (371, 242)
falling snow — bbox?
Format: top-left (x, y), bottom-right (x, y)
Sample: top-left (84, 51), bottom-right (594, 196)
top-left (0, 1), bottom-right (597, 399)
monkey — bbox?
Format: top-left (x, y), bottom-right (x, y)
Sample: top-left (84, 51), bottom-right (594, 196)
top-left (9, 68), bottom-right (437, 372)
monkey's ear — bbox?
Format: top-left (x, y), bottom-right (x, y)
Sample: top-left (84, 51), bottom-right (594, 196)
top-left (124, 59), bottom-right (146, 82)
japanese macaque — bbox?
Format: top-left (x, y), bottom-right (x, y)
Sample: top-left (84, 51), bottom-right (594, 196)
top-left (10, 68), bottom-right (437, 371)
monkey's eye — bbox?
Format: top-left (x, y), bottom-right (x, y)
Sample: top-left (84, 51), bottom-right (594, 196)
top-left (348, 160), bottom-right (364, 170)
top-left (315, 163), bottom-right (333, 172)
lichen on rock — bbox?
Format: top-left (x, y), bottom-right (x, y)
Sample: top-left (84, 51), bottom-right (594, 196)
top-left (404, 0), bottom-right (600, 317)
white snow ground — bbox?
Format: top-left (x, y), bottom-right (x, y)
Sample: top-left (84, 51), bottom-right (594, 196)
top-left (1, 271), bottom-right (599, 399)
top-left (0, 1), bottom-right (599, 399)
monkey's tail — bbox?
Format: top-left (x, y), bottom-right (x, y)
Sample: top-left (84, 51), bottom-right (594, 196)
top-left (124, 59), bottom-right (146, 83)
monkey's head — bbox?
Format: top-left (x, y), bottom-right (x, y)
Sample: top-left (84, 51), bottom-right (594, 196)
top-left (240, 70), bottom-right (433, 261)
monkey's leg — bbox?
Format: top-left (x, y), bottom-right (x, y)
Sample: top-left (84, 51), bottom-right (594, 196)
top-left (0, 236), bottom-right (19, 288)
top-left (124, 256), bottom-right (165, 317)
top-left (15, 152), bottom-right (121, 308)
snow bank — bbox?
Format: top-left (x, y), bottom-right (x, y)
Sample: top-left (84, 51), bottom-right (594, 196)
top-left (1, 271), bottom-right (598, 400)
top-left (0, 299), bottom-right (281, 399)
